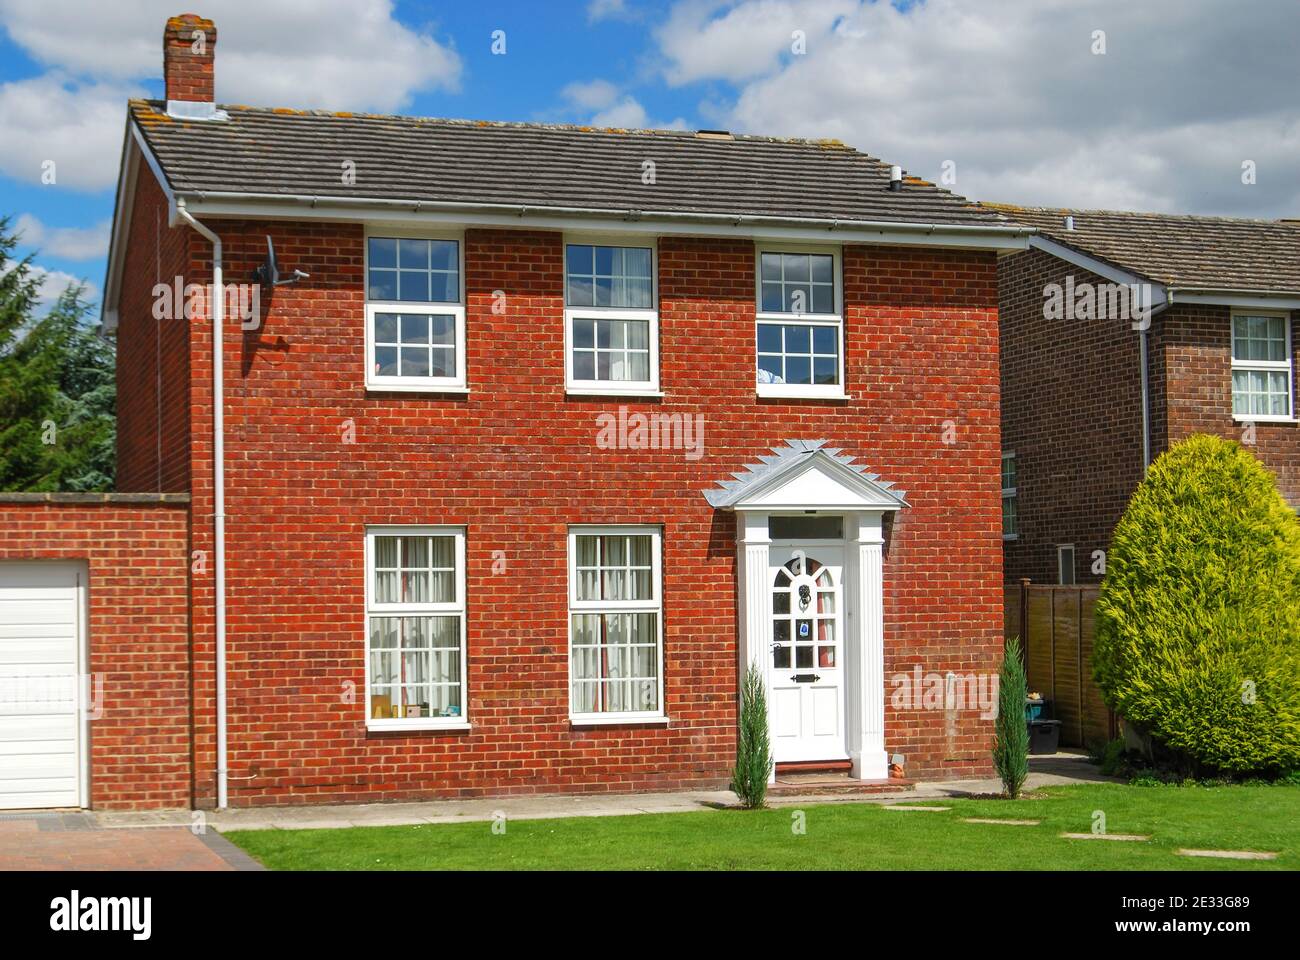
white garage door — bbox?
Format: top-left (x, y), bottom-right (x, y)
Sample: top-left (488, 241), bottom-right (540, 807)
top-left (0, 561), bottom-right (86, 809)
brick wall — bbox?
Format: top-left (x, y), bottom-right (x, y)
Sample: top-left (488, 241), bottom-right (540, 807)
top-left (999, 248), bottom-right (1146, 585)
top-left (0, 495), bottom-right (191, 809)
top-left (121, 206), bottom-right (1004, 804)
top-left (115, 145), bottom-right (192, 494)
top-left (1154, 303), bottom-right (1299, 504)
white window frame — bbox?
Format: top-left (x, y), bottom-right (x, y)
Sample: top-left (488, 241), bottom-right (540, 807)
top-left (364, 525), bottom-right (469, 731)
top-left (1230, 310), bottom-right (1294, 422)
top-left (1001, 452), bottom-right (1018, 541)
top-left (566, 525), bottom-right (666, 724)
top-left (364, 228), bottom-right (468, 393)
top-left (754, 242), bottom-right (846, 400)
top-left (1057, 544), bottom-right (1076, 586)
top-left (563, 237), bottom-right (661, 397)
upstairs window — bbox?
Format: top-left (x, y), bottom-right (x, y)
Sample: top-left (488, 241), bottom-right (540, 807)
top-left (564, 243), bottom-right (659, 395)
top-left (756, 247), bottom-right (843, 398)
top-left (1002, 453), bottom-right (1018, 540)
top-left (1231, 312), bottom-right (1293, 420)
top-left (365, 235), bottom-right (466, 391)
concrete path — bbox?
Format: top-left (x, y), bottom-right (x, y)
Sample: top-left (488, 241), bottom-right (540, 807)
top-left (90, 752), bottom-right (1115, 834)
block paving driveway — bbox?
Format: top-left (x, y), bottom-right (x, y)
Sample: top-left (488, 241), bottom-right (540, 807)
top-left (0, 813), bottom-right (261, 871)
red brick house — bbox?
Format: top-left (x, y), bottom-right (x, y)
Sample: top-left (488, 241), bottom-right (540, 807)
top-left (996, 205), bottom-right (1300, 586)
top-left (0, 14), bottom-right (1030, 811)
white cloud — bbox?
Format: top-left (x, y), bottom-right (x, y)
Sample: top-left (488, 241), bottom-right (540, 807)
top-left (588, 0), bottom-right (635, 22)
top-left (14, 214), bottom-right (111, 261)
top-left (562, 81), bottom-right (688, 131)
top-left (655, 0), bottom-right (1300, 215)
top-left (29, 265), bottom-right (99, 315)
top-left (561, 80), bottom-right (622, 111)
top-left (0, 73), bottom-right (139, 191)
top-left (0, 0), bottom-right (461, 110)
top-left (656, 0), bottom-right (857, 86)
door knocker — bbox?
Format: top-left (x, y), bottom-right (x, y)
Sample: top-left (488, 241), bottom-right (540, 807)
top-left (798, 584), bottom-right (812, 610)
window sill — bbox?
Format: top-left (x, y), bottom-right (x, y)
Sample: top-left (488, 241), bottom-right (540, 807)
top-left (366, 720), bottom-right (471, 733)
top-left (566, 387), bottom-right (665, 399)
top-left (1233, 414), bottom-right (1296, 424)
top-left (570, 715), bottom-right (670, 727)
top-left (756, 387), bottom-right (850, 402)
top-left (1002, 535), bottom-right (1019, 542)
top-left (366, 383), bottom-right (470, 395)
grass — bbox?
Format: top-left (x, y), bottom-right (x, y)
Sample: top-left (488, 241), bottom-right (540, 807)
top-left (225, 783), bottom-right (1300, 871)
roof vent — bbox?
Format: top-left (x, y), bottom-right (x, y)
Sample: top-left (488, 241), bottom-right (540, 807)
top-left (1064, 215), bottom-right (1075, 231)
top-left (889, 165), bottom-right (903, 191)
top-left (696, 129), bottom-right (734, 140)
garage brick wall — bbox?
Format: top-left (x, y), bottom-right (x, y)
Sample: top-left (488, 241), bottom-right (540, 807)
top-left (0, 495), bottom-right (191, 809)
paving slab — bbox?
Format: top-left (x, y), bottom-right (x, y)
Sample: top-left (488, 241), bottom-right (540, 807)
top-left (1060, 832), bottom-right (1150, 841)
top-left (1175, 848), bottom-right (1278, 861)
top-left (963, 818), bottom-right (1041, 825)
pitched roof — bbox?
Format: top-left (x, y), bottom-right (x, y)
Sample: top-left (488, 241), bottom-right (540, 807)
top-left (129, 100), bottom-right (1008, 228)
top-left (703, 439), bottom-right (907, 509)
top-left (986, 203), bottom-right (1300, 294)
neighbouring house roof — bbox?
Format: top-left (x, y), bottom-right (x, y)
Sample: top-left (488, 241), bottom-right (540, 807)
top-left (127, 99), bottom-right (1009, 228)
top-left (703, 439), bottom-right (908, 510)
top-left (985, 203), bottom-right (1300, 296)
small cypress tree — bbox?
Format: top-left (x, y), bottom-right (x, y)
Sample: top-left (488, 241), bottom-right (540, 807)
top-left (731, 662), bottom-right (773, 808)
top-left (993, 636), bottom-right (1030, 798)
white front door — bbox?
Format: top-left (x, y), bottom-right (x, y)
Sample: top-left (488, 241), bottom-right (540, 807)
top-left (768, 545), bottom-right (847, 762)
top-left (0, 562), bottom-right (85, 809)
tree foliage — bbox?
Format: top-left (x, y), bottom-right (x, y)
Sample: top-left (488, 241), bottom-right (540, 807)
top-left (1094, 434), bottom-right (1300, 774)
top-left (993, 635), bottom-right (1030, 798)
top-left (0, 216), bottom-right (114, 491)
top-left (731, 662), bottom-right (774, 808)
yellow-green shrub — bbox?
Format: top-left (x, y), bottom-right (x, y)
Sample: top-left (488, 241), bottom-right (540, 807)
top-left (1094, 435), bottom-right (1300, 773)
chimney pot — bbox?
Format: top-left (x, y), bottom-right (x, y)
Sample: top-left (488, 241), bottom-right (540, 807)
top-left (1064, 215), bottom-right (1075, 231)
top-left (888, 165), bottom-right (903, 192)
top-left (164, 13), bottom-right (218, 115)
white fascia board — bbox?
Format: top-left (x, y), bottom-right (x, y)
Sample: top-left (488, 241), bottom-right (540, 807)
top-left (1168, 289), bottom-right (1300, 310)
top-left (100, 118), bottom-right (178, 332)
top-left (176, 193), bottom-right (1033, 252)
top-left (1028, 234), bottom-right (1168, 311)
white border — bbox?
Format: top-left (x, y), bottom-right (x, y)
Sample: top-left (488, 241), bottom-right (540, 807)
top-left (1057, 544), bottom-right (1076, 585)
top-left (566, 524), bottom-right (666, 724)
top-left (363, 525), bottom-right (470, 731)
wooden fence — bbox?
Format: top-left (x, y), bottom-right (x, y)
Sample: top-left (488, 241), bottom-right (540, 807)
top-left (1003, 580), bottom-right (1117, 748)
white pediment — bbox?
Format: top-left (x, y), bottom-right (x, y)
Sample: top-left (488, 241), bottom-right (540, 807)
top-left (739, 454), bottom-right (906, 510)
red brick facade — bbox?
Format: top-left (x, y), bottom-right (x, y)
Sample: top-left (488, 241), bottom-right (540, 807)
top-left (1000, 248), bottom-right (1299, 586)
top-left (101, 193), bottom-right (1009, 806)
top-left (0, 496), bottom-right (191, 809)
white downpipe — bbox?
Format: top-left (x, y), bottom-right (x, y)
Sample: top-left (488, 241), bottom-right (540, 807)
top-left (175, 199), bottom-right (228, 809)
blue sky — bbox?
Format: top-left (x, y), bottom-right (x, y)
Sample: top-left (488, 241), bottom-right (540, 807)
top-left (2, 0), bottom-right (1296, 317)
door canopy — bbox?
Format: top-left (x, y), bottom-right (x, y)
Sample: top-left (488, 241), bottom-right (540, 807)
top-left (701, 439), bottom-right (908, 512)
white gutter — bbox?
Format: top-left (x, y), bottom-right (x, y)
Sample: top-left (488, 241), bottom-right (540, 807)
top-left (174, 198), bottom-right (228, 810)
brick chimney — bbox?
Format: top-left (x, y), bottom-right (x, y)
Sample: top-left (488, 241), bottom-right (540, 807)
top-left (164, 13), bottom-right (221, 118)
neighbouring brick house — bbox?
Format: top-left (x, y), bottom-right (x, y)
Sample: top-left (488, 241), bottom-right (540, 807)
top-left (995, 204), bottom-right (1300, 586)
top-left (1, 14), bottom-right (1031, 811)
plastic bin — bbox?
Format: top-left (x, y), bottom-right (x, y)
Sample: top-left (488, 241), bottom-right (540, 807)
top-left (1027, 719), bottom-right (1062, 755)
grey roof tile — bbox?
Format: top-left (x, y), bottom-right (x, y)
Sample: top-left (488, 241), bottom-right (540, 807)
top-left (987, 203), bottom-right (1300, 294)
top-left (130, 100), bottom-right (1008, 227)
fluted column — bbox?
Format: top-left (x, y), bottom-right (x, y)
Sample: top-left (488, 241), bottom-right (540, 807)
top-left (736, 511), bottom-right (775, 783)
top-left (852, 512), bottom-right (888, 780)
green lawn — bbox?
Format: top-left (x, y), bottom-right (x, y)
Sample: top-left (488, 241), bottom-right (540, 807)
top-left (226, 783), bottom-right (1299, 871)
